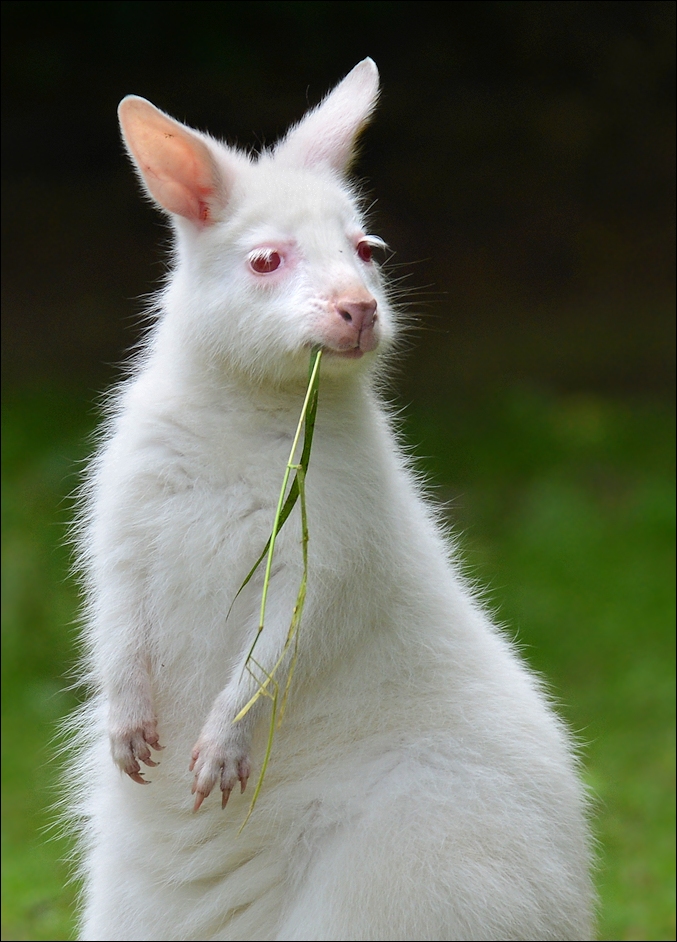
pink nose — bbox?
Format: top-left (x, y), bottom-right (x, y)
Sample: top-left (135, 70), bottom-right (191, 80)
top-left (336, 298), bottom-right (377, 333)
top-left (322, 295), bottom-right (379, 354)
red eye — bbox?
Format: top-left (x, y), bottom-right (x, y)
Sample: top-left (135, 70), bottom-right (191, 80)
top-left (356, 241), bottom-right (373, 263)
top-left (249, 250), bottom-right (282, 274)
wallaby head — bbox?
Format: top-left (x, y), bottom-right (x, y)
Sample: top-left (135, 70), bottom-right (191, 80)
top-left (117, 58), bottom-right (396, 387)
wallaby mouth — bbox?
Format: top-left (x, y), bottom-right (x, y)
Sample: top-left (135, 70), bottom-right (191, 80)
top-left (319, 339), bottom-right (379, 360)
top-left (330, 347), bottom-right (366, 359)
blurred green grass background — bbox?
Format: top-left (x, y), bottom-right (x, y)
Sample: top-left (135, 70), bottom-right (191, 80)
top-left (2, 383), bottom-right (674, 941)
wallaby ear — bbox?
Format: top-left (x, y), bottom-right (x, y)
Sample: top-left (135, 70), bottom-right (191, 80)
top-left (118, 96), bottom-right (229, 227)
top-left (274, 58), bottom-right (380, 174)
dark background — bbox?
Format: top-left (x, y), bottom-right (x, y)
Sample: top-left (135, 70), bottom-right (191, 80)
top-left (2, 0), bottom-right (675, 401)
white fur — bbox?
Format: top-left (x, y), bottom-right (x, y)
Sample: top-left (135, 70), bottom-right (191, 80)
top-left (70, 60), bottom-right (594, 941)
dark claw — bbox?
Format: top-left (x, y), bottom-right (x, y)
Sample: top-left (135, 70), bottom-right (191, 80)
top-left (221, 787), bottom-right (232, 809)
top-left (193, 791), bottom-right (206, 812)
top-left (141, 756), bottom-right (159, 768)
top-left (128, 771), bottom-right (150, 785)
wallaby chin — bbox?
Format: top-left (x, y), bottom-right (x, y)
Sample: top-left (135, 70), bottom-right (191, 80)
top-left (70, 60), bottom-right (595, 942)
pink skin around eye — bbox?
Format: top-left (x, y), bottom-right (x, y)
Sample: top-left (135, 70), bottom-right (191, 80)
top-left (249, 250), bottom-right (282, 274)
top-left (356, 241), bottom-right (372, 263)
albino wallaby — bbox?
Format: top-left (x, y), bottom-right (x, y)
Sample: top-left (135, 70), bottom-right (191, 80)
top-left (70, 59), bottom-right (594, 941)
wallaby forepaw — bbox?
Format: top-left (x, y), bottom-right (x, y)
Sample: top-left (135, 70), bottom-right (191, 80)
top-left (189, 737), bottom-right (251, 811)
top-left (110, 718), bottom-right (164, 784)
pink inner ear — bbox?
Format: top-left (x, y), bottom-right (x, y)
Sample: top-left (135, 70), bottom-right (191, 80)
top-left (141, 137), bottom-right (217, 224)
top-left (120, 98), bottom-right (221, 226)
top-left (144, 177), bottom-right (211, 224)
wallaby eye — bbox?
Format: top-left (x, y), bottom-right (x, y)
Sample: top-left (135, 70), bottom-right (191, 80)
top-left (356, 241), bottom-right (373, 263)
top-left (249, 250), bottom-right (282, 274)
